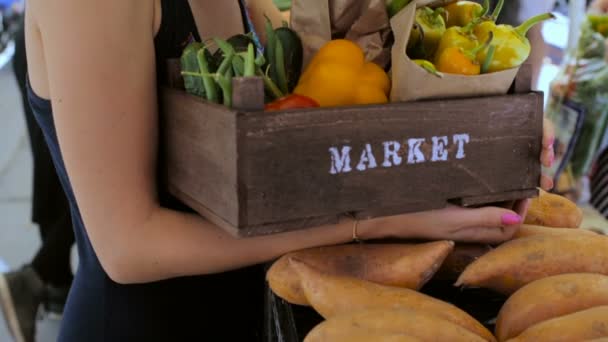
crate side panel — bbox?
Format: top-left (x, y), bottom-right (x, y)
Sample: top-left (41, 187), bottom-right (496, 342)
top-left (161, 88), bottom-right (239, 225)
top-left (238, 93), bottom-right (543, 226)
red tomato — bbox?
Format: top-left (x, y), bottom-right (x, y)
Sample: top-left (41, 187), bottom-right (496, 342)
top-left (265, 94), bottom-right (320, 111)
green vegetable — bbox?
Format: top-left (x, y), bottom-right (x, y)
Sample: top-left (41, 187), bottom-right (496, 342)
top-left (232, 56), bottom-right (245, 77)
top-left (264, 17), bottom-right (303, 93)
top-left (481, 45), bottom-right (496, 74)
top-left (181, 42), bottom-right (208, 98)
top-left (245, 43), bottom-right (256, 77)
top-left (212, 34), bottom-right (255, 66)
top-left (274, 26), bottom-right (303, 92)
top-left (216, 60), bottom-right (234, 107)
top-left (196, 47), bottom-right (219, 103)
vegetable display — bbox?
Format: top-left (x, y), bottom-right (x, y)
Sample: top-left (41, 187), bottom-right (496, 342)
top-left (404, 0), bottom-right (553, 76)
top-left (290, 259), bottom-right (496, 341)
top-left (179, 19), bottom-right (302, 108)
top-left (263, 190), bottom-right (608, 341)
top-left (266, 242), bottom-right (454, 305)
top-left (495, 273), bottom-right (608, 341)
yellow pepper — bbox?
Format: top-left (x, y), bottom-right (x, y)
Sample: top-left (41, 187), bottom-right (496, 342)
top-left (294, 39), bottom-right (390, 107)
top-left (474, 13), bottom-right (555, 72)
top-left (407, 7), bottom-right (447, 60)
top-left (434, 26), bottom-right (477, 65)
top-left (436, 32), bottom-right (493, 75)
top-left (443, 0), bottom-right (488, 28)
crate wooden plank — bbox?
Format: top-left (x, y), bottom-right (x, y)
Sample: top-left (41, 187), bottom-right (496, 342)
top-left (161, 87), bottom-right (240, 226)
top-left (237, 92), bottom-right (543, 228)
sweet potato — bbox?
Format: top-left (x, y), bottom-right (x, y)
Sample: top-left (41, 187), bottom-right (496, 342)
top-left (435, 244), bottom-right (493, 281)
top-left (456, 234), bottom-right (608, 295)
top-left (290, 258), bottom-right (496, 342)
top-left (314, 332), bottom-right (421, 342)
top-left (304, 309), bottom-right (487, 342)
top-left (496, 273), bottom-right (608, 341)
top-left (506, 306), bottom-right (608, 342)
top-left (267, 241), bottom-right (454, 305)
top-left (524, 189), bottom-right (583, 228)
top-left (513, 224), bottom-right (597, 239)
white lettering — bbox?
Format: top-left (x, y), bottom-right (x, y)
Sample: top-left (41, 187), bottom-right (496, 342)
top-left (329, 146), bottom-right (352, 174)
top-left (453, 134), bottom-right (471, 160)
top-left (356, 144), bottom-right (378, 171)
top-left (431, 136), bottom-right (449, 162)
top-left (382, 141), bottom-right (402, 167)
top-left (407, 138), bottom-right (426, 164)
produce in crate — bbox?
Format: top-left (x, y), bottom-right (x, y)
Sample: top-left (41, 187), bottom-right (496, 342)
top-left (304, 309), bottom-right (488, 342)
top-left (523, 189), bottom-right (584, 228)
top-left (407, 6), bottom-right (447, 60)
top-left (293, 39), bottom-right (391, 107)
top-left (513, 224), bottom-right (596, 239)
top-left (267, 241), bottom-right (454, 305)
top-left (263, 17), bottom-right (303, 94)
top-left (443, 1), bottom-right (485, 27)
top-left (179, 19), bottom-right (305, 107)
top-left (398, 0), bottom-right (554, 79)
top-left (506, 306), bottom-right (608, 342)
top-left (456, 234), bottom-right (608, 295)
top-left (473, 12), bottom-right (556, 73)
top-left (264, 94), bottom-right (319, 111)
top-left (290, 259), bottom-right (496, 341)
top-left (495, 273), bottom-right (608, 342)
top-left (435, 31), bottom-right (494, 75)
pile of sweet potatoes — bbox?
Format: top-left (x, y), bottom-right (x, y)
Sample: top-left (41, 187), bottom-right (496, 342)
top-left (266, 190), bottom-right (608, 341)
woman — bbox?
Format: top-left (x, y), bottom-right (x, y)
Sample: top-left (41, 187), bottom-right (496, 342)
top-left (14, 0), bottom-right (554, 340)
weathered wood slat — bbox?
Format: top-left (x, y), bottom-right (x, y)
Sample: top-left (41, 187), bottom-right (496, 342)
top-left (161, 87), bottom-right (239, 226)
top-left (237, 93), bottom-right (543, 228)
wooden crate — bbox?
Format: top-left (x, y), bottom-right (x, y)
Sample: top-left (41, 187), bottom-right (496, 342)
top-left (160, 61), bottom-right (543, 238)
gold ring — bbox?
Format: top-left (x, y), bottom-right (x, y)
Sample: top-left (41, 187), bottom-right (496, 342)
top-left (352, 218), bottom-right (362, 243)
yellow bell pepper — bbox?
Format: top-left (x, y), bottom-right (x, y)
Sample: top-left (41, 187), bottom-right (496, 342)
top-left (443, 0), bottom-right (486, 28)
top-left (474, 13), bottom-right (555, 72)
top-left (294, 39), bottom-right (390, 107)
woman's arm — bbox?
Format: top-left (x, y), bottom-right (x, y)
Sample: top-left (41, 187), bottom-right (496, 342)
top-left (30, 0), bottom-right (545, 285)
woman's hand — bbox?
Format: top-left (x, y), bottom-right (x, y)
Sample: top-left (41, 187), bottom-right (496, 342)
top-left (357, 200), bottom-right (528, 244)
top-left (356, 118), bottom-right (555, 245)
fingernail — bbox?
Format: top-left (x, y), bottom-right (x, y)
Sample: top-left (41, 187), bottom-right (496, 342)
top-left (502, 213), bottom-right (522, 226)
top-left (547, 137), bottom-right (555, 148)
top-left (549, 149), bottom-right (555, 166)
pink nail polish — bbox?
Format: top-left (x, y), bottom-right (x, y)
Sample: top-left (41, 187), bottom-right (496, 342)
top-left (547, 137), bottom-right (555, 148)
top-left (549, 150), bottom-right (555, 166)
top-left (502, 214), bottom-right (522, 226)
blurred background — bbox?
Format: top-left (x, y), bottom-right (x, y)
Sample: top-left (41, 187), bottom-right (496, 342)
top-left (0, 0), bottom-right (606, 341)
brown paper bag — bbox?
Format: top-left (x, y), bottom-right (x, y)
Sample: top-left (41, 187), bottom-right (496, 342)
top-left (390, 0), bottom-right (520, 102)
top-left (290, 0), bottom-right (392, 69)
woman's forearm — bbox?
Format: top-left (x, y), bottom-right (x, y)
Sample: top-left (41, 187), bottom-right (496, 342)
top-left (105, 206), bottom-right (355, 284)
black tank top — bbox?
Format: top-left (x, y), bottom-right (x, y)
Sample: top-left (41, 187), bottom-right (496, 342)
top-left (26, 1), bottom-right (266, 341)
